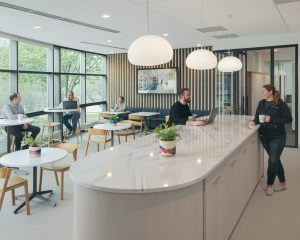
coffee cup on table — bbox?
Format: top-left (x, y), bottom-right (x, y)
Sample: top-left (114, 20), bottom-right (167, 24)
top-left (18, 114), bottom-right (23, 122)
top-left (259, 115), bottom-right (265, 123)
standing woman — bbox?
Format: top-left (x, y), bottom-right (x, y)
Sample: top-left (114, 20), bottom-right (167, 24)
top-left (249, 84), bottom-right (292, 196)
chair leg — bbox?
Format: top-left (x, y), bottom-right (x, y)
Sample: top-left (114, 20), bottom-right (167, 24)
top-left (60, 172), bottom-right (64, 200)
top-left (11, 190), bottom-right (16, 206)
top-left (48, 127), bottom-right (51, 147)
top-left (24, 183), bottom-right (30, 215)
top-left (125, 135), bottom-right (128, 142)
top-left (40, 127), bottom-right (45, 145)
top-left (55, 172), bottom-right (59, 186)
top-left (85, 142), bottom-right (90, 156)
top-left (97, 144), bottom-right (100, 152)
top-left (38, 167), bottom-right (43, 192)
top-left (118, 135), bottom-right (121, 144)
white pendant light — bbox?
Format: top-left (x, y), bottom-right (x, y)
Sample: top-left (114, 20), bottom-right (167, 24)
top-left (186, 49), bottom-right (217, 70)
top-left (218, 15), bottom-right (243, 73)
top-left (128, 35), bottom-right (173, 66)
top-left (186, 0), bottom-right (217, 70)
top-left (127, 0), bottom-right (173, 66)
top-left (218, 56), bottom-right (242, 72)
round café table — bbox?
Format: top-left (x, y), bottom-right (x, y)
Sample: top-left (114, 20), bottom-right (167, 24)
top-left (0, 118), bottom-right (34, 153)
top-left (44, 108), bottom-right (78, 141)
top-left (93, 123), bottom-right (131, 147)
top-left (0, 147), bottom-right (67, 214)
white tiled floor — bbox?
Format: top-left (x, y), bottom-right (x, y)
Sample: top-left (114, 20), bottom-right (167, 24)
top-left (0, 132), bottom-right (300, 240)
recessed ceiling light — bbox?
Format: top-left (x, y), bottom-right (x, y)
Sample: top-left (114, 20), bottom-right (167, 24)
top-left (196, 43), bottom-right (202, 47)
top-left (107, 40), bottom-right (112, 43)
top-left (163, 33), bottom-right (169, 37)
top-left (34, 26), bottom-right (41, 29)
top-left (102, 14), bottom-right (110, 18)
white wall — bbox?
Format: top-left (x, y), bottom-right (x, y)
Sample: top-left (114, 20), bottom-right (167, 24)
top-left (213, 32), bottom-right (300, 145)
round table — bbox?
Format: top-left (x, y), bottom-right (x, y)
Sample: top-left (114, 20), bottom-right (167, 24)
top-left (94, 123), bottom-right (131, 146)
top-left (44, 108), bottom-right (78, 141)
top-left (0, 147), bottom-right (67, 214)
top-left (0, 118), bottom-right (34, 153)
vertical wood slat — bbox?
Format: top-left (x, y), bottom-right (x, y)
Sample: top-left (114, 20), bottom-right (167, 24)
top-left (108, 47), bottom-right (215, 111)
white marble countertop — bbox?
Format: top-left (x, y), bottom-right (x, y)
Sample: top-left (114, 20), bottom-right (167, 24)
top-left (70, 115), bottom-right (259, 193)
top-left (94, 123), bottom-right (131, 131)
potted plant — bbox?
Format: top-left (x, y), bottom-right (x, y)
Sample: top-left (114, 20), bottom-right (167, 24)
top-left (109, 115), bottom-right (119, 125)
top-left (154, 123), bottom-right (181, 157)
top-left (24, 136), bottom-right (42, 157)
top-left (224, 106), bottom-right (235, 115)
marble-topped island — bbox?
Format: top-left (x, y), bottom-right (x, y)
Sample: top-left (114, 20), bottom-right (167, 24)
top-left (70, 115), bottom-right (263, 240)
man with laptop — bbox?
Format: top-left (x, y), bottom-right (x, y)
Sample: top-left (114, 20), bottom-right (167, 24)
top-left (61, 91), bottom-right (80, 135)
top-left (169, 88), bottom-right (217, 126)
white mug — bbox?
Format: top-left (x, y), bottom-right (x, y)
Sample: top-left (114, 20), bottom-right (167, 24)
top-left (18, 114), bottom-right (23, 122)
top-left (259, 115), bottom-right (265, 123)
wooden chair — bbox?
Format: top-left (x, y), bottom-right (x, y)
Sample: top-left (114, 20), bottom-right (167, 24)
top-left (40, 121), bottom-right (62, 147)
top-left (38, 143), bottom-right (77, 200)
top-left (85, 128), bottom-right (111, 156)
top-left (0, 168), bottom-right (30, 215)
top-left (114, 120), bottom-right (136, 144)
top-left (128, 115), bottom-right (146, 137)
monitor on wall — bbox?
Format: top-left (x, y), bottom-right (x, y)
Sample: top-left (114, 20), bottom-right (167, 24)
top-left (137, 68), bottom-right (177, 94)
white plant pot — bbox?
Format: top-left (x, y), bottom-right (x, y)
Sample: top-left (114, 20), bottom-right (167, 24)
top-left (159, 140), bottom-right (176, 157)
top-left (29, 146), bottom-right (41, 158)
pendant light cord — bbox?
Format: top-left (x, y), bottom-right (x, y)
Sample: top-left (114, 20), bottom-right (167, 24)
top-left (146, 0), bottom-right (150, 34)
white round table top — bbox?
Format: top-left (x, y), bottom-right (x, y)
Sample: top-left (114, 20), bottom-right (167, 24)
top-left (0, 148), bottom-right (68, 168)
top-left (94, 123), bottom-right (131, 131)
top-left (44, 108), bottom-right (78, 113)
top-left (0, 118), bottom-right (34, 126)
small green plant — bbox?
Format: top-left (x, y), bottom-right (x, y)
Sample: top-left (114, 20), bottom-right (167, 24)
top-left (23, 136), bottom-right (40, 147)
top-left (224, 106), bottom-right (235, 114)
top-left (154, 123), bottom-right (181, 141)
top-left (109, 115), bottom-right (119, 121)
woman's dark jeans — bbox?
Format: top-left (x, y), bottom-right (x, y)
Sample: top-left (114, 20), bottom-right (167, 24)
top-left (259, 135), bottom-right (286, 185)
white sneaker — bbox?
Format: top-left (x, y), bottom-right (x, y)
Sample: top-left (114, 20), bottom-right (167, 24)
top-left (266, 186), bottom-right (274, 196)
top-left (274, 183), bottom-right (287, 192)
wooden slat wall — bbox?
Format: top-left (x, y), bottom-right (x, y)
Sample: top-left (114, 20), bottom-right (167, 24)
top-left (108, 47), bottom-right (215, 111)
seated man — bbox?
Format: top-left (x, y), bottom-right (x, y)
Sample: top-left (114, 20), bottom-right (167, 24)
top-left (2, 93), bottom-right (40, 150)
top-left (169, 88), bottom-right (206, 126)
top-left (113, 96), bottom-right (128, 112)
top-left (62, 91), bottom-right (80, 135)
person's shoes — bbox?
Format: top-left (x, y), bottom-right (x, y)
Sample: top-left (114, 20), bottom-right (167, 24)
top-left (266, 186), bottom-right (274, 196)
top-left (261, 184), bottom-right (267, 192)
top-left (66, 130), bottom-right (73, 136)
top-left (274, 183), bottom-right (287, 192)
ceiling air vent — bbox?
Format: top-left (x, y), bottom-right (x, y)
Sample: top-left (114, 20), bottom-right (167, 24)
top-left (273, 0), bottom-right (300, 4)
top-left (0, 1), bottom-right (120, 33)
top-left (196, 26), bottom-right (227, 33)
top-left (213, 34), bottom-right (239, 39)
top-left (80, 42), bottom-right (127, 50)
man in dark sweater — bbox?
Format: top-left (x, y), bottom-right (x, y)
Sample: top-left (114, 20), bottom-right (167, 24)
top-left (169, 88), bottom-right (206, 126)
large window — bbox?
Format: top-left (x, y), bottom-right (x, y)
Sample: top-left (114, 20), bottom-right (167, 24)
top-left (61, 74), bottom-right (81, 100)
top-left (61, 48), bottom-right (81, 73)
top-left (0, 38), bottom-right (10, 69)
top-left (18, 42), bottom-right (49, 72)
top-left (18, 73), bottom-right (48, 112)
top-left (0, 36), bottom-right (107, 154)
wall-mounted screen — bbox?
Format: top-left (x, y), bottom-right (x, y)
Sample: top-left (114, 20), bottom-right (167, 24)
top-left (137, 68), bottom-right (177, 94)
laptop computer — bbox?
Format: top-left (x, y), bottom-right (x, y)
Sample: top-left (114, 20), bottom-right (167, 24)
top-left (63, 101), bottom-right (78, 109)
top-left (200, 108), bottom-right (219, 124)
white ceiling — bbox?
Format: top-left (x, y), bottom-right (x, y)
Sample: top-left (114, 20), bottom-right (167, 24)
top-left (0, 0), bottom-right (299, 54)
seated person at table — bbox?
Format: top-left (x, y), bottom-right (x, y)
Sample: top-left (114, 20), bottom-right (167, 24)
top-left (1, 93), bottom-right (40, 150)
top-left (113, 96), bottom-right (128, 112)
top-left (169, 88), bottom-right (206, 126)
top-left (61, 91), bottom-right (80, 135)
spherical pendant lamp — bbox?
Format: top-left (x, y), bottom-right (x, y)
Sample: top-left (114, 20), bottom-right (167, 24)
top-left (218, 56), bottom-right (242, 72)
top-left (128, 35), bottom-right (173, 66)
top-left (186, 49), bottom-right (217, 70)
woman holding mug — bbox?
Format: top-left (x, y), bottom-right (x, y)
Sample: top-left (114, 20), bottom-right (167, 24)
top-left (249, 84), bottom-right (292, 196)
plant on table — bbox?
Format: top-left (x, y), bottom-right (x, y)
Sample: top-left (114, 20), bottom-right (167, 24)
top-left (154, 123), bottom-right (181, 157)
top-left (224, 106), bottom-right (235, 115)
top-left (109, 115), bottom-right (119, 125)
top-left (24, 136), bottom-right (42, 157)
